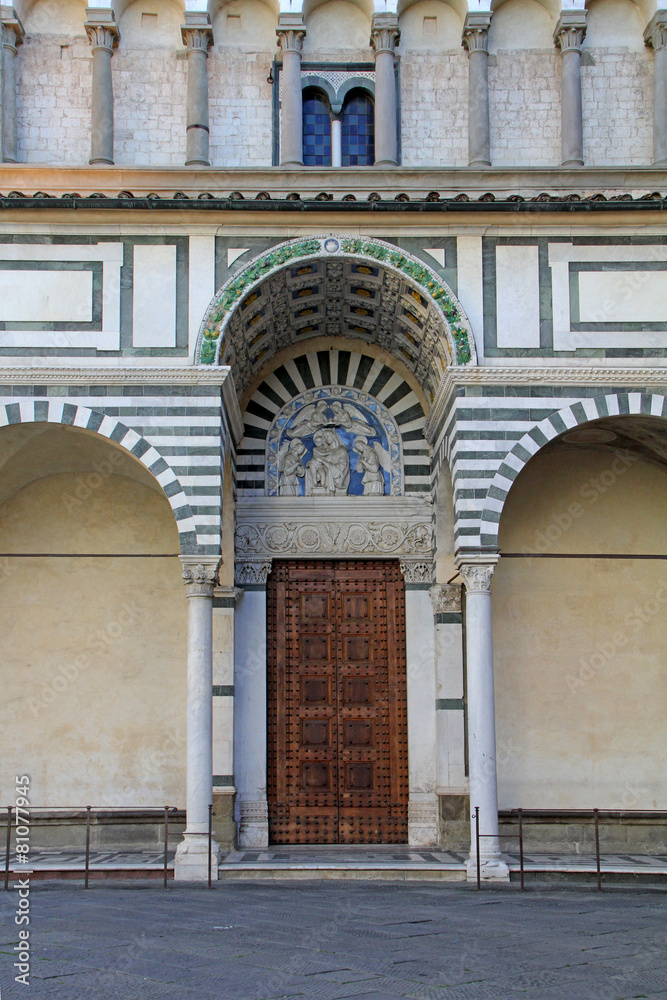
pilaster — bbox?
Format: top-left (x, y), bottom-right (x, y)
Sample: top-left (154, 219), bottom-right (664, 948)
top-left (1, 6), bottom-right (24, 164)
top-left (645, 12), bottom-right (667, 165)
top-left (276, 13), bottom-right (306, 167)
top-left (370, 12), bottom-right (400, 167)
top-left (554, 11), bottom-right (587, 167)
top-left (462, 12), bottom-right (492, 168)
top-left (181, 11), bottom-right (213, 167)
top-left (84, 7), bottom-right (119, 166)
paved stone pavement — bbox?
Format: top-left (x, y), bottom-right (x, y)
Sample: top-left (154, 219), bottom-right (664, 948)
top-left (1, 881), bottom-right (666, 1000)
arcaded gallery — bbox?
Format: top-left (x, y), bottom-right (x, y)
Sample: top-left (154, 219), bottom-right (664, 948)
top-left (0, 0), bottom-right (665, 882)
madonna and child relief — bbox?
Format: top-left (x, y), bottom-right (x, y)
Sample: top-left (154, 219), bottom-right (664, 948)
top-left (276, 398), bottom-right (390, 497)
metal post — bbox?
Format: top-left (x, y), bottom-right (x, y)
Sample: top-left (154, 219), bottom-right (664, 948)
top-left (84, 806), bottom-right (91, 889)
top-left (208, 803), bottom-right (213, 889)
top-left (518, 808), bottom-right (524, 892)
top-left (163, 806), bottom-right (169, 890)
top-left (475, 805), bottom-right (481, 890)
top-left (4, 807), bottom-right (12, 890)
top-left (594, 808), bottom-right (601, 892)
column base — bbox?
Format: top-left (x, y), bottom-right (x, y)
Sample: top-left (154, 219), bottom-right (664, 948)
top-left (561, 158), bottom-right (584, 167)
top-left (185, 158), bottom-right (211, 167)
top-left (466, 856), bottom-right (510, 882)
top-left (408, 798), bottom-right (439, 847)
top-left (89, 157), bottom-right (114, 165)
top-left (174, 831), bottom-right (221, 882)
top-left (373, 158), bottom-right (398, 167)
top-left (280, 158), bottom-right (304, 167)
top-left (468, 158), bottom-right (491, 167)
top-left (238, 800), bottom-right (269, 848)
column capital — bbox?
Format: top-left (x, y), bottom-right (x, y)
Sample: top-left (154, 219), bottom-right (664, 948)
top-left (181, 556), bottom-right (221, 598)
top-left (181, 10), bottom-right (213, 52)
top-left (644, 11), bottom-right (667, 51)
top-left (554, 11), bottom-right (587, 53)
top-left (85, 8), bottom-right (119, 50)
top-left (455, 554), bottom-right (500, 594)
top-left (276, 12), bottom-right (305, 54)
top-left (1, 7), bottom-right (24, 50)
top-left (430, 583), bottom-right (462, 615)
top-left (370, 12), bottom-right (400, 54)
top-left (462, 12), bottom-right (491, 54)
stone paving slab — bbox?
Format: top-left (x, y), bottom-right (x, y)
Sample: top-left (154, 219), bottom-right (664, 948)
top-left (1, 880), bottom-right (665, 999)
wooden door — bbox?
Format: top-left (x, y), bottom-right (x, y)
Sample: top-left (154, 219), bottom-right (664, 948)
top-left (267, 560), bottom-right (408, 844)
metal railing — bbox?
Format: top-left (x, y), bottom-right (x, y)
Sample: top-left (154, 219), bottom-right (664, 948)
top-left (474, 806), bottom-right (667, 891)
top-left (1, 805), bottom-right (212, 889)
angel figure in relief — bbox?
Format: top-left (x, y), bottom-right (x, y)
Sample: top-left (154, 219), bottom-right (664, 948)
top-left (353, 437), bottom-right (386, 495)
top-left (329, 401), bottom-right (375, 438)
top-left (277, 439), bottom-right (306, 495)
top-left (286, 400), bottom-right (329, 439)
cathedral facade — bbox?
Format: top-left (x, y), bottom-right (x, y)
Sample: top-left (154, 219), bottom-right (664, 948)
top-left (1, 0), bottom-right (665, 880)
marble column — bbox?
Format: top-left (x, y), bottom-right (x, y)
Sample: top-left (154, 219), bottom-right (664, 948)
top-left (456, 555), bottom-right (509, 882)
top-left (181, 11), bottom-right (213, 167)
top-left (175, 557), bottom-right (221, 881)
top-left (644, 13), bottom-right (667, 166)
top-left (370, 12), bottom-right (400, 167)
top-left (554, 12), bottom-right (587, 168)
top-left (276, 13), bottom-right (305, 167)
top-left (331, 115), bottom-right (342, 168)
top-left (84, 7), bottom-right (118, 166)
top-left (462, 12), bottom-right (492, 168)
top-left (1, 8), bottom-right (24, 163)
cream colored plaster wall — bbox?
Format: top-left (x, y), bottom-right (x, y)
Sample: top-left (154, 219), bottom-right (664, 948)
top-left (303, 1), bottom-right (371, 53)
top-left (0, 427), bottom-right (187, 808)
top-left (493, 446), bottom-right (667, 811)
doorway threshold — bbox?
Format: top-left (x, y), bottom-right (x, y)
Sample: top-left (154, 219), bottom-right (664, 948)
top-left (218, 845), bottom-right (467, 881)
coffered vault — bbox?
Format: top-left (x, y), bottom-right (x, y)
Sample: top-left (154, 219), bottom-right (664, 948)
top-left (196, 236), bottom-right (476, 405)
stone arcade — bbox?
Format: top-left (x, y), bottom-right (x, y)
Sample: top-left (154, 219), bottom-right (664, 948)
top-left (0, 0), bottom-right (666, 883)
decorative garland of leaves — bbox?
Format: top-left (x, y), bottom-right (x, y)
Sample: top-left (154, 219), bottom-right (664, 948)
top-left (199, 237), bottom-right (472, 365)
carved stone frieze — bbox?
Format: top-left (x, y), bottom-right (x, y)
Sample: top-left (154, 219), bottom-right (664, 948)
top-left (235, 560), bottom-right (273, 586)
top-left (430, 583), bottom-right (462, 614)
top-left (399, 559), bottom-right (434, 585)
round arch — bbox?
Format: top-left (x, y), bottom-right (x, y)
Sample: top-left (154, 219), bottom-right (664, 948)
top-left (479, 391), bottom-right (667, 549)
top-left (196, 235), bottom-right (476, 402)
top-left (0, 399), bottom-right (201, 554)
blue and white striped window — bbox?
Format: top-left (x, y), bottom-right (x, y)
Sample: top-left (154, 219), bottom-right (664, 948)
top-left (342, 90), bottom-right (374, 167)
top-left (302, 90), bottom-right (332, 166)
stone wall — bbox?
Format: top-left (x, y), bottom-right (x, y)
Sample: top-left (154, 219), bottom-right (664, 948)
top-left (16, 35), bottom-right (91, 165)
top-left (582, 50), bottom-right (653, 167)
top-left (208, 51), bottom-right (274, 168)
top-left (113, 50), bottom-right (188, 166)
top-left (489, 50), bottom-right (561, 167)
top-left (400, 52), bottom-right (468, 168)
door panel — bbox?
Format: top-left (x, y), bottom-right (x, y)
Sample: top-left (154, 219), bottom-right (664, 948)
top-left (267, 559), bottom-right (408, 844)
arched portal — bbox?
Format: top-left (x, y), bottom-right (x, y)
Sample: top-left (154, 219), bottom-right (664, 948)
top-left (492, 407), bottom-right (667, 848)
top-left (199, 237), bottom-right (472, 849)
top-left (0, 420), bottom-right (188, 811)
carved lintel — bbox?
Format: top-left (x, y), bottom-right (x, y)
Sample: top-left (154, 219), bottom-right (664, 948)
top-left (181, 556), bottom-right (221, 598)
top-left (430, 583), bottom-right (462, 614)
top-left (399, 559), bottom-right (434, 585)
top-left (235, 517), bottom-right (433, 559)
top-left (645, 12), bottom-right (667, 52)
top-left (554, 12), bottom-right (587, 53)
top-left (370, 12), bottom-right (400, 54)
top-left (462, 12), bottom-right (491, 55)
top-left (235, 559), bottom-right (273, 586)
top-left (456, 555), bottom-right (499, 595)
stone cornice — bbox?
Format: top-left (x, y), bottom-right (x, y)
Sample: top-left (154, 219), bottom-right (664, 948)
top-left (0, 365), bottom-right (232, 385)
top-left (424, 366), bottom-right (667, 442)
top-left (2, 165), bottom-right (667, 205)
